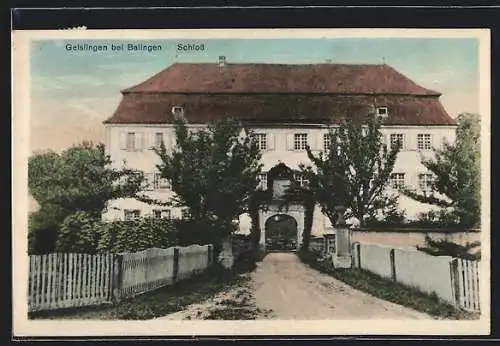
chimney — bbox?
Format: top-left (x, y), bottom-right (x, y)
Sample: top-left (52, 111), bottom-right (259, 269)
top-left (218, 55), bottom-right (226, 66)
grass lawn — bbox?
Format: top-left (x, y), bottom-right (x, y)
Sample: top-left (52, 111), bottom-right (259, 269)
top-left (29, 254), bottom-right (258, 320)
top-left (297, 249), bottom-right (480, 320)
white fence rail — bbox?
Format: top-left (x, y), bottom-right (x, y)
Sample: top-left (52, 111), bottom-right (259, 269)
top-left (118, 247), bottom-right (177, 299)
top-left (28, 244), bottom-right (214, 313)
top-left (358, 243), bottom-right (393, 280)
top-left (177, 245), bottom-right (211, 281)
top-left (28, 253), bottom-right (114, 312)
top-left (351, 242), bottom-right (481, 311)
top-left (393, 248), bottom-right (455, 304)
top-left (452, 258), bottom-right (481, 311)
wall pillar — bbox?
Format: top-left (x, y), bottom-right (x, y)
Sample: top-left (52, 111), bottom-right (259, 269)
top-left (333, 206), bottom-right (352, 268)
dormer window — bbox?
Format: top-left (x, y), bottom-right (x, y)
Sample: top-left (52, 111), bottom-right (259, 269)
top-left (376, 107), bottom-right (389, 118)
top-left (171, 106), bottom-right (184, 116)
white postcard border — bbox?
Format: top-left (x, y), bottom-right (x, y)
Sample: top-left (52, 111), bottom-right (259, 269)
top-left (12, 28), bottom-right (491, 337)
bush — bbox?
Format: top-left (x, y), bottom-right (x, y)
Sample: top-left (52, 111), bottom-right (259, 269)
top-left (28, 205), bottom-right (68, 254)
top-left (28, 226), bottom-right (58, 255)
top-left (174, 218), bottom-right (234, 255)
top-left (97, 218), bottom-right (178, 253)
top-left (56, 211), bottom-right (101, 253)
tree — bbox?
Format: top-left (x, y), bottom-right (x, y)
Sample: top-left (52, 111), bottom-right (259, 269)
top-left (28, 141), bottom-right (145, 253)
top-left (155, 117), bottom-right (263, 232)
top-left (299, 115), bottom-right (401, 227)
top-left (417, 235), bottom-right (481, 260)
top-left (56, 211), bottom-right (102, 253)
top-left (29, 141), bottom-right (144, 219)
top-left (402, 113), bottom-right (481, 228)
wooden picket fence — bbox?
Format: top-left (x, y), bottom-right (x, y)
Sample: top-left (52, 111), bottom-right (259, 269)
top-left (117, 247), bottom-right (177, 299)
top-left (28, 253), bottom-right (114, 312)
top-left (451, 258), bottom-right (481, 311)
top-left (28, 245), bottom-right (214, 313)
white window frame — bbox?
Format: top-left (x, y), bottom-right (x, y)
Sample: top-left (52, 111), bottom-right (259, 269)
top-left (417, 133), bottom-right (433, 150)
top-left (254, 133), bottom-right (267, 151)
top-left (323, 133), bottom-right (332, 152)
top-left (294, 173), bottom-right (309, 187)
top-left (390, 133), bottom-right (405, 150)
top-left (124, 209), bottom-right (141, 220)
top-left (152, 210), bottom-right (162, 219)
top-left (294, 133), bottom-right (308, 150)
top-left (172, 105), bottom-right (184, 115)
top-left (377, 107), bottom-right (389, 117)
top-left (258, 173), bottom-right (268, 190)
top-left (154, 132), bottom-right (164, 148)
top-left (418, 173), bottom-right (434, 192)
top-left (126, 132), bottom-right (136, 150)
top-left (181, 209), bottom-right (191, 220)
top-left (390, 173), bottom-right (405, 189)
top-left (153, 209), bottom-right (171, 219)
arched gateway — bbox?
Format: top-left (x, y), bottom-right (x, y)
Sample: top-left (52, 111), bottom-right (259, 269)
top-left (265, 214), bottom-right (298, 250)
top-left (256, 163), bottom-right (306, 251)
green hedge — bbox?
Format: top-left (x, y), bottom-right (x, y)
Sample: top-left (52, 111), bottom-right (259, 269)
top-left (97, 218), bottom-right (178, 253)
top-left (30, 210), bottom-right (236, 255)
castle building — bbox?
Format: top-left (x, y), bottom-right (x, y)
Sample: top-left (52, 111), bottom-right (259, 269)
top-left (102, 57), bottom-right (456, 248)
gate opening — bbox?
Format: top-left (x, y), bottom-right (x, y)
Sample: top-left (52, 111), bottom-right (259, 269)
top-left (265, 214), bottom-right (298, 251)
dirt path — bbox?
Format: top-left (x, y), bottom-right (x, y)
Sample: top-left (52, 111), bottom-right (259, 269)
top-left (252, 252), bottom-right (432, 320)
top-left (157, 252), bottom-right (433, 320)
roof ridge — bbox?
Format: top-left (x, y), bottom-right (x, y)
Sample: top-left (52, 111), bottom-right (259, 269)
top-left (121, 62), bottom-right (441, 96)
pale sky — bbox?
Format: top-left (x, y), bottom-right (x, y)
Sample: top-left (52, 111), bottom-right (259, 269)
top-left (30, 37), bottom-right (480, 153)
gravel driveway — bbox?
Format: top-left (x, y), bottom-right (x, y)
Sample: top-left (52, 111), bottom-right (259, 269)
top-left (158, 252), bottom-right (433, 320)
top-left (252, 252), bottom-right (432, 320)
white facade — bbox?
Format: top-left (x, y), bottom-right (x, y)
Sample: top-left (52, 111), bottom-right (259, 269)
top-left (102, 122), bottom-right (456, 236)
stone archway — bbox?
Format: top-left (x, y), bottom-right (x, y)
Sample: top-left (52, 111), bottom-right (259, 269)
top-left (258, 203), bottom-right (305, 250)
top-left (265, 214), bottom-right (298, 251)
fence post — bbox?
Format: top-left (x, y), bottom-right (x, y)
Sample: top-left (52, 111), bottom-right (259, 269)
top-left (112, 254), bottom-right (123, 304)
top-left (389, 248), bottom-right (397, 282)
top-left (173, 247), bottom-right (180, 282)
top-left (354, 242), bottom-right (361, 269)
top-left (207, 245), bottom-right (213, 266)
top-left (449, 258), bottom-right (460, 307)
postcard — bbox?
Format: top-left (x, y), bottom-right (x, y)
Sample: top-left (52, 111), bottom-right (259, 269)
top-left (12, 28), bottom-right (491, 337)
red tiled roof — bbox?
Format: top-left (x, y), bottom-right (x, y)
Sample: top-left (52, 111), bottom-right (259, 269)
top-left (122, 63), bottom-right (441, 95)
top-left (104, 63), bottom-right (456, 126)
top-left (105, 93), bottom-right (455, 125)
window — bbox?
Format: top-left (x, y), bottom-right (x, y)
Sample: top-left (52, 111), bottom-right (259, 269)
top-left (294, 133), bottom-right (308, 150)
top-left (154, 132), bottom-right (164, 148)
top-left (153, 209), bottom-right (171, 219)
top-left (153, 172), bottom-right (170, 189)
top-left (390, 173), bottom-right (405, 189)
top-left (418, 173), bottom-right (433, 192)
top-left (258, 173), bottom-right (267, 190)
top-left (124, 209), bottom-right (140, 220)
top-left (126, 132), bottom-right (136, 150)
top-left (294, 173), bottom-right (309, 187)
top-left (376, 107), bottom-right (388, 117)
top-left (181, 209), bottom-right (190, 220)
top-left (323, 133), bottom-right (331, 152)
top-left (390, 133), bottom-right (405, 150)
top-left (417, 133), bottom-right (432, 150)
top-left (171, 106), bottom-right (184, 115)
top-left (254, 133), bottom-right (267, 150)
top-left (153, 210), bottom-right (162, 219)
